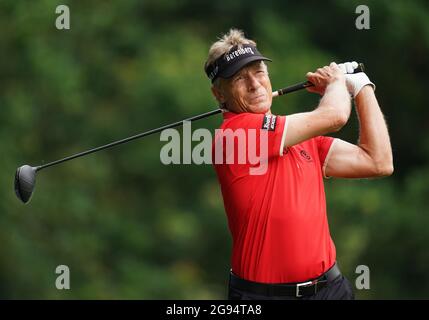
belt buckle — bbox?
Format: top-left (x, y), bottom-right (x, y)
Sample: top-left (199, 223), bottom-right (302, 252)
top-left (296, 280), bottom-right (315, 298)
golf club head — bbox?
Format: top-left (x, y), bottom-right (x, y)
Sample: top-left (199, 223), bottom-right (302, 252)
top-left (14, 165), bottom-right (37, 204)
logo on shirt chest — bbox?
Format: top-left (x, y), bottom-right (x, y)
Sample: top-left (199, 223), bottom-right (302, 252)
top-left (299, 150), bottom-right (313, 162)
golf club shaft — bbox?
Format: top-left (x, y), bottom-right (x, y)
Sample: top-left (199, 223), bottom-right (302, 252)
top-left (36, 63), bottom-right (365, 171)
top-left (272, 81), bottom-right (312, 97)
top-left (272, 62), bottom-right (365, 97)
top-left (36, 109), bottom-right (223, 171)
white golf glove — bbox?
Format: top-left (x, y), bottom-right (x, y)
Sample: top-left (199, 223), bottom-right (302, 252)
top-left (338, 61), bottom-right (375, 98)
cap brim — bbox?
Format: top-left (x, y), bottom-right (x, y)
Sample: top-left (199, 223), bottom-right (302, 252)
top-left (220, 55), bottom-right (272, 79)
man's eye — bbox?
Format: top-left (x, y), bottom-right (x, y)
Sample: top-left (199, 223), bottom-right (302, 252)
top-left (234, 76), bottom-right (244, 82)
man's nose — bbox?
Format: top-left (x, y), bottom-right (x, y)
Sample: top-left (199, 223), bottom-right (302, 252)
top-left (247, 74), bottom-right (261, 91)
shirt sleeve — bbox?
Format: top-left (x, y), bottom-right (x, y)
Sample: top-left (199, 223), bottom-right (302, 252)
top-left (315, 136), bottom-right (336, 178)
top-left (233, 113), bottom-right (287, 159)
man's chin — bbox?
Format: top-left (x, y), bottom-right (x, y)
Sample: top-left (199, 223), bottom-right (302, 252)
top-left (250, 102), bottom-right (271, 114)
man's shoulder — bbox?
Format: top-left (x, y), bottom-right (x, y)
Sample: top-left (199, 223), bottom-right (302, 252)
top-left (220, 112), bottom-right (275, 130)
top-left (222, 111), bottom-right (262, 122)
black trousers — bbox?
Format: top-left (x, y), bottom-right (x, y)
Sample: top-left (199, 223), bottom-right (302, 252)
top-left (228, 274), bottom-right (355, 300)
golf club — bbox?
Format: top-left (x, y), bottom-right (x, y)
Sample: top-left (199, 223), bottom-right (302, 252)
top-left (15, 62), bottom-right (365, 204)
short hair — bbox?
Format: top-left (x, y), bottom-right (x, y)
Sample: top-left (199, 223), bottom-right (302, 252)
top-left (205, 29), bottom-right (257, 66)
top-left (205, 29), bottom-right (258, 87)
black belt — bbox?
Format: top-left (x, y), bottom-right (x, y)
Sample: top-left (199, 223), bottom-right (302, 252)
top-left (229, 262), bottom-right (342, 298)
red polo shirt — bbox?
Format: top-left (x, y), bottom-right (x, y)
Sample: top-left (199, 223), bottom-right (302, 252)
top-left (212, 111), bottom-right (337, 283)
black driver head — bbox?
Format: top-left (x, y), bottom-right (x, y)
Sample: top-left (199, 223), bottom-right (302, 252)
top-left (15, 165), bottom-right (37, 204)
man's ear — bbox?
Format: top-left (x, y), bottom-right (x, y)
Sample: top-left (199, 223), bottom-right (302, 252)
top-left (211, 85), bottom-right (226, 104)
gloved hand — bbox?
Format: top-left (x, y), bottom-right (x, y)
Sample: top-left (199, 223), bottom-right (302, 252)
top-left (338, 61), bottom-right (375, 98)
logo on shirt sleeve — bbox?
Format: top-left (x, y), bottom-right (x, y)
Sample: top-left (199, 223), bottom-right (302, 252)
top-left (262, 114), bottom-right (277, 131)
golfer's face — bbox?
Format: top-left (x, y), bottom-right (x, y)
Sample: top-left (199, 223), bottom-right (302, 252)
top-left (223, 62), bottom-right (272, 114)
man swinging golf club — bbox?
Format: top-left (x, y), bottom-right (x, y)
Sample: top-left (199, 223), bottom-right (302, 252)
top-left (205, 29), bottom-right (393, 300)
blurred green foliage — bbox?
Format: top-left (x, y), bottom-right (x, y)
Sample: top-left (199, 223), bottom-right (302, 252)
top-left (0, 0), bottom-right (428, 299)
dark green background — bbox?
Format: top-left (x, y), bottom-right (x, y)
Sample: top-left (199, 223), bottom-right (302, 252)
top-left (1, 0), bottom-right (428, 299)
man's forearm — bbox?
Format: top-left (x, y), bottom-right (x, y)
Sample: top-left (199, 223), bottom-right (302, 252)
top-left (355, 86), bottom-right (393, 173)
top-left (318, 80), bottom-right (352, 128)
